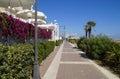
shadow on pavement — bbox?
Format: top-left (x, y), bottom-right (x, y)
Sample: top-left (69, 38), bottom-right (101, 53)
top-left (72, 47), bottom-right (90, 59)
top-left (79, 53), bottom-right (89, 59)
top-left (72, 47), bottom-right (81, 51)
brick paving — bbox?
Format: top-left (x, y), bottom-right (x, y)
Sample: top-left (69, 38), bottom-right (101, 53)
top-left (56, 41), bottom-right (108, 79)
top-left (62, 48), bottom-right (75, 52)
top-left (42, 41), bottom-right (119, 79)
top-left (56, 64), bottom-right (107, 79)
top-left (61, 53), bottom-right (87, 62)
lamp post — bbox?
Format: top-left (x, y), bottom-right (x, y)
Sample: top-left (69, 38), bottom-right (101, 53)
top-left (64, 26), bottom-right (66, 40)
top-left (59, 26), bottom-right (66, 40)
top-left (33, 0), bottom-right (41, 79)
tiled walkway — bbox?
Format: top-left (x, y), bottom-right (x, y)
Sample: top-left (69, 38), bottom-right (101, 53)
top-left (42, 41), bottom-right (119, 79)
top-left (56, 41), bottom-right (107, 79)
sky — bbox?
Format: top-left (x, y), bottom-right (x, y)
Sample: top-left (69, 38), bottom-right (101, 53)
top-left (37, 0), bottom-right (120, 39)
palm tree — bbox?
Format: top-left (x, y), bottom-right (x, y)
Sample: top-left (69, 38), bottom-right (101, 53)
top-left (87, 21), bottom-right (96, 38)
top-left (84, 25), bottom-right (89, 38)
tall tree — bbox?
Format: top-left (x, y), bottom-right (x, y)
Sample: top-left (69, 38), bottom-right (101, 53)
top-left (84, 25), bottom-right (89, 38)
top-left (87, 21), bottom-right (96, 38)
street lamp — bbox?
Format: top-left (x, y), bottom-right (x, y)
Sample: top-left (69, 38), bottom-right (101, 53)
top-left (59, 26), bottom-right (66, 40)
top-left (33, 0), bottom-right (41, 79)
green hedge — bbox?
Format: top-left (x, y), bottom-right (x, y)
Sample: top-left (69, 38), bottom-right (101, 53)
top-left (56, 40), bottom-right (63, 46)
top-left (68, 39), bottom-right (78, 44)
top-left (0, 41), bottom-right (56, 79)
top-left (104, 42), bottom-right (120, 75)
top-left (77, 37), bottom-right (88, 51)
top-left (42, 41), bottom-right (55, 60)
top-left (0, 44), bottom-right (34, 79)
top-left (77, 35), bottom-right (120, 76)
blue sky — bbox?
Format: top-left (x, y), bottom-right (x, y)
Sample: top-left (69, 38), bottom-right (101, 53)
top-left (37, 0), bottom-right (120, 39)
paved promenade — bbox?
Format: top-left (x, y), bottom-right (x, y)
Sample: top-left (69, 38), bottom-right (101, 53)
top-left (42, 41), bottom-right (119, 79)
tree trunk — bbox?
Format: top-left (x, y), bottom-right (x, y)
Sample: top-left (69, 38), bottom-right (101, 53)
top-left (88, 27), bottom-right (91, 38)
top-left (85, 31), bottom-right (87, 38)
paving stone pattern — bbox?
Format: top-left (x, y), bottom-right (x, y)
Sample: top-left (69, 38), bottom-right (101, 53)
top-left (42, 41), bottom-right (119, 79)
top-left (56, 41), bottom-right (108, 79)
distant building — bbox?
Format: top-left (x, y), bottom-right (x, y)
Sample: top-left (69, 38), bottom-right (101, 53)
top-left (38, 22), bottom-right (59, 41)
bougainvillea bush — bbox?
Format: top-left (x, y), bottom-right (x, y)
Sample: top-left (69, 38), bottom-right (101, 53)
top-left (0, 12), bottom-right (52, 44)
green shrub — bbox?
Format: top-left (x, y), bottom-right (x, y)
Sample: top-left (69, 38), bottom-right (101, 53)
top-left (77, 37), bottom-right (90, 52)
top-left (0, 44), bottom-right (34, 79)
top-left (56, 40), bottom-right (63, 46)
top-left (0, 41), bottom-right (56, 79)
top-left (77, 35), bottom-right (120, 76)
top-left (69, 39), bottom-right (78, 44)
top-left (31, 41), bottom-right (55, 62)
top-left (87, 35), bottom-right (112, 60)
top-left (77, 37), bottom-right (86, 49)
top-left (104, 42), bottom-right (120, 75)
top-left (77, 35), bottom-right (112, 59)
top-left (37, 42), bottom-right (44, 63)
top-left (43, 41), bottom-right (55, 59)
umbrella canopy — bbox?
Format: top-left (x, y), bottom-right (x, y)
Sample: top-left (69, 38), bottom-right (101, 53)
top-left (0, 7), bottom-right (15, 16)
top-left (16, 9), bottom-right (47, 19)
top-left (0, 0), bottom-right (35, 9)
top-left (0, 7), bottom-right (7, 12)
top-left (29, 19), bottom-right (47, 25)
top-left (38, 24), bottom-right (54, 30)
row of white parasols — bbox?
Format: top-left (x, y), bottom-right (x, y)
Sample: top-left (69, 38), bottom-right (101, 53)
top-left (0, 0), bottom-right (47, 24)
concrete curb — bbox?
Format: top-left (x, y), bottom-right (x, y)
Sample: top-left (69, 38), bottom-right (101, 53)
top-left (42, 41), bottom-right (64, 79)
top-left (88, 59), bottom-right (120, 79)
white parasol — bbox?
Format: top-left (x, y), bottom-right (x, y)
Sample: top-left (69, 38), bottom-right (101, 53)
top-left (16, 9), bottom-right (47, 19)
top-left (0, 0), bottom-right (35, 9)
top-left (30, 19), bottom-right (47, 25)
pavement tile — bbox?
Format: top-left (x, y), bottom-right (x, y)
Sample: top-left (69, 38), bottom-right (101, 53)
top-left (56, 64), bottom-right (108, 79)
top-left (42, 41), bottom-right (119, 79)
top-left (62, 48), bottom-right (75, 52)
top-left (61, 53), bottom-right (88, 62)
top-left (64, 45), bottom-right (72, 48)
